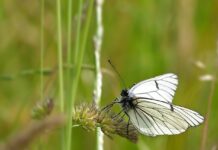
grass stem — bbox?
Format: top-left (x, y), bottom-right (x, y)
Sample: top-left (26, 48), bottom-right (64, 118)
top-left (56, 0), bottom-right (64, 112)
top-left (65, 0), bottom-right (95, 150)
top-left (40, 0), bottom-right (45, 100)
top-left (94, 0), bottom-right (104, 150)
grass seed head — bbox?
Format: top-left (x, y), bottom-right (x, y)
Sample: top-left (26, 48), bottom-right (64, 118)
top-left (72, 103), bottom-right (138, 143)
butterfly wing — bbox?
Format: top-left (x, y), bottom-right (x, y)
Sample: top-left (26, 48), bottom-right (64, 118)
top-left (128, 73), bottom-right (178, 103)
top-left (126, 99), bottom-right (204, 136)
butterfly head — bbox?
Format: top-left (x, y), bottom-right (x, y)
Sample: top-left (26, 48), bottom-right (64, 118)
top-left (121, 89), bottom-right (129, 97)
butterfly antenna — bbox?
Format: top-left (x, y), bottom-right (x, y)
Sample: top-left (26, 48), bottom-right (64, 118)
top-left (108, 59), bottom-right (127, 89)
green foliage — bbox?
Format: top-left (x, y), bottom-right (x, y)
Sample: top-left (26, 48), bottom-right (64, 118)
top-left (0, 0), bottom-right (217, 150)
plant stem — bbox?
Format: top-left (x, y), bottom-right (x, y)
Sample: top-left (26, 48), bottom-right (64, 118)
top-left (56, 0), bottom-right (64, 112)
top-left (200, 42), bottom-right (218, 150)
top-left (94, 0), bottom-right (104, 150)
top-left (40, 0), bottom-right (45, 100)
top-left (65, 0), bottom-right (95, 150)
top-left (66, 0), bottom-right (73, 113)
top-left (67, 0), bottom-right (73, 64)
top-left (56, 1), bottom-right (65, 150)
top-left (74, 0), bottom-right (83, 62)
top-left (200, 80), bottom-right (215, 150)
top-left (39, 0), bottom-right (45, 148)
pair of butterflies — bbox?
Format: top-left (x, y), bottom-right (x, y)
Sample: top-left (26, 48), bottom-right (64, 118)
top-left (108, 73), bottom-right (204, 136)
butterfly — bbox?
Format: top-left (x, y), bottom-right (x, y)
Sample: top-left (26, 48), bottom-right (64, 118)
top-left (107, 73), bottom-right (204, 136)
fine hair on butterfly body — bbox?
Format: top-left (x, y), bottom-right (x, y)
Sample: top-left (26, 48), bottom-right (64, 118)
top-left (104, 62), bottom-right (204, 136)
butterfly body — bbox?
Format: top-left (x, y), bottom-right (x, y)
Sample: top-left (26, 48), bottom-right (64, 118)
top-left (120, 89), bottom-right (136, 110)
top-left (114, 73), bottom-right (204, 136)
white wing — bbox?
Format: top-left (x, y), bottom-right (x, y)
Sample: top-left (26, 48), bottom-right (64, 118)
top-left (126, 99), bottom-right (204, 136)
top-left (128, 73), bottom-right (178, 103)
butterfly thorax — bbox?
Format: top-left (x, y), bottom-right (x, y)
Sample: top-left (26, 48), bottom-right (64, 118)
top-left (120, 89), bottom-right (136, 110)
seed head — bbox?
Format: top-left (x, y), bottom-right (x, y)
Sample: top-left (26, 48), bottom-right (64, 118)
top-left (72, 103), bottom-right (138, 143)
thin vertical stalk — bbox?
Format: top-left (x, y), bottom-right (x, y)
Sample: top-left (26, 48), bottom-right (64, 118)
top-left (66, 0), bottom-right (82, 105)
top-left (56, 1), bottom-right (65, 149)
top-left (56, 0), bottom-right (64, 112)
top-left (66, 0), bottom-right (73, 110)
top-left (200, 80), bottom-right (215, 150)
top-left (40, 0), bottom-right (45, 100)
top-left (65, 0), bottom-right (73, 148)
top-left (65, 0), bottom-right (83, 149)
top-left (39, 0), bottom-right (45, 149)
top-left (65, 0), bottom-right (95, 150)
top-left (67, 0), bottom-right (73, 64)
top-left (74, 0), bottom-right (83, 62)
top-left (200, 42), bottom-right (218, 150)
top-left (94, 0), bottom-right (104, 150)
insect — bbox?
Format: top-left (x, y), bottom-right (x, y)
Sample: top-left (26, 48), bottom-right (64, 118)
top-left (103, 63), bottom-right (204, 136)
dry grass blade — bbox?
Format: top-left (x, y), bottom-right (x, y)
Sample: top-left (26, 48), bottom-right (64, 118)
top-left (0, 114), bottom-right (65, 150)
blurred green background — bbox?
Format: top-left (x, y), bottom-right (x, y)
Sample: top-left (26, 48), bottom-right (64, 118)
top-left (0, 0), bottom-right (217, 150)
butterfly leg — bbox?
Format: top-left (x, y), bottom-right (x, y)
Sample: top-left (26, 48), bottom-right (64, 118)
top-left (100, 103), bottom-right (113, 114)
top-left (100, 98), bottom-right (120, 113)
top-left (111, 112), bottom-right (126, 128)
top-left (99, 103), bottom-right (115, 121)
top-left (112, 109), bottom-right (125, 119)
top-left (124, 112), bottom-right (130, 136)
top-left (100, 99), bottom-right (117, 114)
top-left (127, 117), bottom-right (130, 136)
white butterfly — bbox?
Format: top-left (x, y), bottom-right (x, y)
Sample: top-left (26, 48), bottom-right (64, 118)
top-left (116, 73), bottom-right (204, 136)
